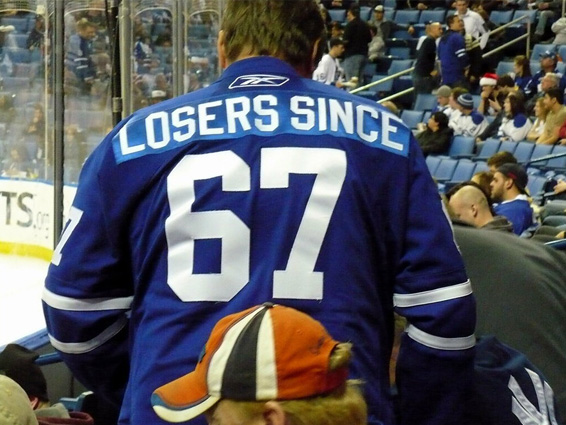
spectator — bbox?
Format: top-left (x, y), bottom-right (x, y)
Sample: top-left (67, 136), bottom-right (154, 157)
top-left (475, 74), bottom-right (517, 143)
top-left (370, 5), bottom-right (415, 42)
top-left (532, 0), bottom-right (563, 42)
top-left (412, 22), bottom-right (442, 94)
top-left (525, 71), bottom-right (560, 115)
top-left (433, 85), bottom-right (453, 116)
top-left (42, 1), bottom-right (476, 425)
top-left (551, 15), bottom-right (566, 44)
top-left (313, 37), bottom-right (346, 86)
top-left (497, 92), bottom-right (532, 142)
top-left (26, 15), bottom-right (45, 55)
top-left (471, 170), bottom-right (493, 198)
top-left (527, 97), bottom-right (549, 141)
top-left (487, 150), bottom-right (518, 173)
top-left (151, 304), bottom-right (367, 425)
top-left (0, 375), bottom-right (38, 425)
top-left (512, 55), bottom-right (531, 92)
top-left (490, 163), bottom-right (535, 235)
top-left (438, 15), bottom-right (469, 88)
top-left (447, 86), bottom-right (469, 128)
top-left (415, 111), bottom-right (454, 156)
top-left (367, 24), bottom-right (386, 61)
top-left (524, 51), bottom-right (565, 100)
top-left (1, 146), bottom-right (31, 178)
top-left (477, 72), bottom-right (499, 116)
top-left (22, 103), bottom-right (45, 160)
top-left (450, 93), bottom-right (489, 138)
top-left (342, 4), bottom-right (372, 83)
top-left (0, 92), bottom-right (15, 125)
top-left (455, 0), bottom-right (489, 49)
top-left (537, 87), bottom-right (566, 145)
top-left (66, 19), bottom-right (98, 94)
top-left (329, 21), bottom-right (344, 39)
top-left (447, 183), bottom-right (513, 231)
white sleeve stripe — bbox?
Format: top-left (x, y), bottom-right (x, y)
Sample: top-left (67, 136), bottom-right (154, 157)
top-left (42, 288), bottom-right (133, 311)
top-left (48, 315), bottom-right (128, 354)
top-left (393, 280), bottom-right (472, 307)
top-left (406, 324), bottom-right (476, 351)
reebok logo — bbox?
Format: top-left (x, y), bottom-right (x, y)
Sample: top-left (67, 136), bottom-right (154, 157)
top-left (229, 74), bottom-right (289, 89)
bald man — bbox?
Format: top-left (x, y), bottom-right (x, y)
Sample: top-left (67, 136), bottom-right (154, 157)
top-left (413, 21), bottom-right (442, 94)
top-left (448, 184), bottom-right (513, 232)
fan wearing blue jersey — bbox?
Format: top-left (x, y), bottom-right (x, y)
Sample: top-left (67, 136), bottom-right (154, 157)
top-left (42, 1), bottom-right (476, 425)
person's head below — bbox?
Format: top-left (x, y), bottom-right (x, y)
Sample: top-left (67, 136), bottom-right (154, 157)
top-left (495, 74), bottom-right (515, 96)
top-left (541, 72), bottom-right (560, 93)
top-left (428, 111), bottom-right (449, 132)
top-left (456, 93), bottom-right (475, 114)
top-left (543, 87), bottom-right (564, 112)
top-left (436, 85), bottom-right (451, 107)
top-left (514, 55), bottom-right (531, 78)
top-left (330, 21), bottom-right (343, 38)
top-left (373, 5), bottom-right (385, 22)
top-left (504, 92), bottom-right (525, 118)
top-left (151, 303), bottom-right (367, 425)
top-left (540, 50), bottom-right (557, 73)
top-left (449, 86), bottom-right (468, 109)
top-left (490, 163), bottom-right (529, 203)
top-left (534, 96), bottom-right (549, 120)
top-left (76, 18), bottom-right (98, 40)
top-left (218, 0), bottom-right (326, 78)
top-left (446, 14), bottom-right (463, 32)
top-left (0, 375), bottom-right (39, 425)
top-left (427, 21), bottom-right (443, 39)
top-left (455, 0), bottom-right (469, 15)
top-left (328, 37), bottom-right (345, 59)
top-left (0, 344), bottom-right (49, 410)
top-left (480, 73), bottom-right (498, 96)
top-left (347, 4), bottom-right (360, 22)
top-left (471, 171), bottom-right (493, 200)
top-left (487, 151), bottom-right (518, 173)
top-left (447, 183), bottom-right (494, 228)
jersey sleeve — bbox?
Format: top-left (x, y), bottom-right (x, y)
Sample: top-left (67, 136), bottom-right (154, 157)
top-left (393, 139), bottom-right (476, 425)
top-left (42, 135), bottom-right (132, 409)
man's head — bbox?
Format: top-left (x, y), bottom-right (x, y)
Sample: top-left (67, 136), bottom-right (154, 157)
top-left (541, 73), bottom-right (560, 93)
top-left (218, 0), bottom-right (326, 77)
top-left (374, 5), bottom-right (385, 22)
top-left (540, 50), bottom-right (557, 73)
top-left (491, 163), bottom-right (528, 202)
top-left (436, 85), bottom-right (452, 107)
top-left (495, 74), bottom-right (515, 96)
top-left (449, 87), bottom-right (468, 109)
top-left (448, 183), bottom-right (494, 227)
top-left (543, 87), bottom-right (564, 111)
top-left (456, 93), bottom-right (474, 112)
top-left (428, 111), bottom-right (449, 132)
top-left (480, 73), bottom-right (498, 94)
top-left (151, 303), bottom-right (366, 425)
top-left (76, 18), bottom-right (97, 40)
top-left (427, 21), bottom-right (443, 39)
top-left (328, 37), bottom-right (345, 58)
top-left (455, 0), bottom-right (469, 15)
top-left (0, 344), bottom-right (48, 407)
top-left (347, 4), bottom-right (360, 22)
top-left (487, 151), bottom-right (517, 173)
top-left (447, 15), bottom-right (464, 32)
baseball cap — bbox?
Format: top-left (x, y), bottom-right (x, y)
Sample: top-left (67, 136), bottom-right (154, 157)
top-left (0, 375), bottom-right (39, 425)
top-left (496, 163), bottom-right (528, 194)
top-left (540, 50), bottom-right (557, 60)
top-left (457, 93), bottom-right (474, 109)
top-left (374, 5), bottom-right (384, 12)
top-left (151, 303), bottom-right (349, 423)
top-left (436, 85), bottom-right (452, 98)
top-left (0, 344), bottom-right (48, 402)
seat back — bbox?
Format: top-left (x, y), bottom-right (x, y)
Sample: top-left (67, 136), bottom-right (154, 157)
top-left (498, 140), bottom-right (518, 154)
top-left (400, 109), bottom-right (424, 129)
top-left (513, 141), bottom-right (535, 164)
top-left (395, 10), bottom-right (420, 24)
top-left (449, 159), bottom-right (477, 183)
top-left (476, 138), bottom-right (501, 160)
top-left (426, 155), bottom-right (442, 175)
top-left (433, 158), bottom-right (458, 182)
top-left (449, 136), bottom-right (475, 158)
top-left (489, 10), bottom-right (513, 25)
top-left (413, 93), bottom-right (437, 111)
top-left (328, 9), bottom-right (347, 22)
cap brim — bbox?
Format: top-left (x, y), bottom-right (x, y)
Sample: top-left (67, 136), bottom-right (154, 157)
top-left (151, 372), bottom-right (219, 423)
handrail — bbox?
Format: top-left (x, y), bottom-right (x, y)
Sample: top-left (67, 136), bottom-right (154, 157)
top-left (350, 66), bottom-right (414, 94)
top-left (378, 87), bottom-right (415, 104)
top-left (526, 151), bottom-right (566, 165)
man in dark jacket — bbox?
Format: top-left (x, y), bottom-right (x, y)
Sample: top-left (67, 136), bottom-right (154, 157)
top-left (413, 21), bottom-right (442, 94)
top-left (416, 111), bottom-right (453, 156)
top-left (342, 4), bottom-right (372, 83)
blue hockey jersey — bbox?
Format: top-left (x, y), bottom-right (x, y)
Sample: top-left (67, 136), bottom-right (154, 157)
top-left (43, 57), bottom-right (476, 425)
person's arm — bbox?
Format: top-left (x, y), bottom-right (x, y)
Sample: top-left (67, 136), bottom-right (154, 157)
top-left (394, 139), bottom-right (476, 425)
top-left (537, 121), bottom-right (561, 145)
top-left (42, 129), bottom-right (132, 410)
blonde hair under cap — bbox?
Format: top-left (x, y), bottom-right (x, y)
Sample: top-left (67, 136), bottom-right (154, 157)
top-left (0, 375), bottom-right (38, 425)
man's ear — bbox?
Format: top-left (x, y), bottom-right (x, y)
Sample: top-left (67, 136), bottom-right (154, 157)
top-left (217, 30), bottom-right (227, 70)
top-left (263, 401), bottom-right (287, 425)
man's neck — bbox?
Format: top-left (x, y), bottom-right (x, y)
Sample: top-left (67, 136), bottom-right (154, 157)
top-left (552, 103), bottom-right (563, 114)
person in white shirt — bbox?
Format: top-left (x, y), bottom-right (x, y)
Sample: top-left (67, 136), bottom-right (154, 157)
top-left (313, 37), bottom-right (346, 87)
top-left (497, 92), bottom-right (532, 142)
top-left (450, 92), bottom-right (489, 138)
top-left (455, 0), bottom-right (489, 49)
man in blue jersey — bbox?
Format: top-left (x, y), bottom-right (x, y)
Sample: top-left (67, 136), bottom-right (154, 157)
top-left (438, 15), bottom-right (469, 88)
top-left (42, 1), bottom-right (476, 425)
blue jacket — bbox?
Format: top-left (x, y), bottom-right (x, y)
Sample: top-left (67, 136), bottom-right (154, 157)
top-left (438, 30), bottom-right (469, 85)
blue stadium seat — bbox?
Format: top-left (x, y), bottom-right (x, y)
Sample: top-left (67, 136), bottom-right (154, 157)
top-left (426, 155), bottom-right (442, 175)
top-left (531, 44), bottom-right (558, 61)
top-left (360, 6), bottom-right (373, 21)
top-left (444, 159), bottom-right (477, 189)
top-left (8, 49), bottom-right (32, 64)
top-left (474, 138), bottom-right (501, 161)
top-left (512, 9), bottom-right (538, 24)
top-left (543, 145), bottom-right (566, 172)
top-left (413, 93), bottom-right (437, 111)
top-left (400, 109), bottom-right (424, 129)
top-left (384, 0), bottom-right (397, 8)
top-left (495, 61), bottom-right (515, 76)
top-left (0, 17), bottom-right (30, 33)
top-left (474, 161), bottom-right (489, 173)
top-left (388, 46), bottom-right (411, 59)
top-left (328, 9), bottom-right (347, 22)
top-left (498, 140), bottom-right (518, 154)
top-left (433, 157), bottom-right (458, 182)
top-left (395, 10), bottom-right (420, 25)
top-left (388, 59), bottom-right (413, 75)
top-left (513, 141), bottom-right (535, 164)
top-left (418, 9), bottom-right (446, 24)
top-left (449, 136), bottom-right (475, 159)
top-left (527, 174), bottom-right (549, 201)
top-left (528, 144), bottom-right (554, 168)
top-left (384, 9), bottom-right (395, 21)
top-left (559, 46), bottom-right (566, 63)
top-left (490, 10), bottom-right (513, 25)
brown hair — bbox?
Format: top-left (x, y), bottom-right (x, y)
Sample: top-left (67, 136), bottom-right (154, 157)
top-left (221, 0), bottom-right (325, 70)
